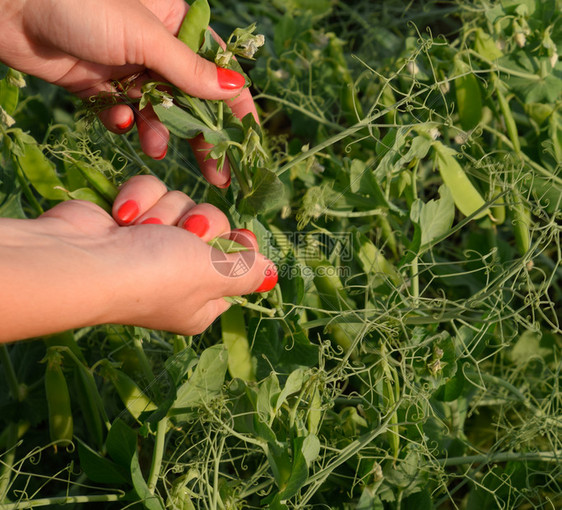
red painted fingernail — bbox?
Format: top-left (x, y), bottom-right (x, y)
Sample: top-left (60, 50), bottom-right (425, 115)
top-left (217, 67), bottom-right (246, 90)
top-left (141, 217), bottom-right (163, 225)
top-left (183, 214), bottom-right (209, 238)
top-left (235, 228), bottom-right (257, 244)
top-left (216, 175), bottom-right (231, 189)
top-left (117, 200), bottom-right (139, 224)
top-left (154, 146), bottom-right (167, 160)
top-left (116, 116), bottom-right (134, 130)
top-left (254, 264), bottom-right (278, 293)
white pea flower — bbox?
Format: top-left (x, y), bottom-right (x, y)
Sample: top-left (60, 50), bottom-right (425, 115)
top-left (160, 96), bottom-right (174, 109)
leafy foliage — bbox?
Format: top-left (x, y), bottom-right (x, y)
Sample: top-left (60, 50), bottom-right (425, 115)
top-left (1, 0), bottom-right (561, 509)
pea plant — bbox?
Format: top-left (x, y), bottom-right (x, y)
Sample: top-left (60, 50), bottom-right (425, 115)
top-left (1, 0), bottom-right (561, 509)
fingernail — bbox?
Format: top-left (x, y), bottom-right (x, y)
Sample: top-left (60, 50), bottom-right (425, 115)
top-left (116, 116), bottom-right (134, 130)
top-left (117, 200), bottom-right (139, 224)
top-left (216, 175), bottom-right (231, 189)
top-left (254, 264), bottom-right (278, 293)
top-left (183, 214), bottom-right (209, 238)
top-left (141, 217), bottom-right (163, 225)
top-left (235, 228), bottom-right (257, 244)
top-left (154, 146), bottom-right (167, 160)
top-left (217, 67), bottom-right (246, 90)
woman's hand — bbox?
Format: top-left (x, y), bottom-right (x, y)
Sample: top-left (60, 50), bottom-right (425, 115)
top-left (0, 176), bottom-right (276, 342)
top-left (0, 0), bottom-right (256, 186)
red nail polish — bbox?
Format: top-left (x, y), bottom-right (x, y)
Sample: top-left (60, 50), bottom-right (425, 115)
top-left (216, 67), bottom-right (246, 90)
top-left (141, 217), bottom-right (163, 225)
top-left (116, 116), bottom-right (134, 130)
top-left (117, 200), bottom-right (139, 224)
top-left (235, 228), bottom-right (257, 244)
top-left (154, 146), bottom-right (167, 160)
top-left (254, 265), bottom-right (278, 293)
top-left (183, 214), bottom-right (209, 238)
top-left (216, 175), bottom-right (231, 189)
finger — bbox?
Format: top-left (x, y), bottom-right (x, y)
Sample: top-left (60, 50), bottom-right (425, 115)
top-left (112, 175), bottom-right (168, 225)
top-left (229, 228), bottom-right (259, 251)
top-left (142, 24), bottom-right (247, 100)
top-left (134, 190), bottom-right (196, 225)
top-left (135, 103), bottom-right (170, 160)
top-left (207, 249), bottom-right (278, 297)
top-left (189, 135), bottom-right (231, 188)
top-left (227, 88), bottom-right (260, 124)
top-left (179, 203), bottom-right (230, 242)
top-left (98, 103), bottom-right (135, 133)
top-left (186, 298), bottom-right (231, 335)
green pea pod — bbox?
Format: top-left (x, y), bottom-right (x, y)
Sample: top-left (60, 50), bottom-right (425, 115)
top-left (99, 360), bottom-right (157, 421)
top-left (510, 190), bottom-right (531, 256)
top-left (305, 256), bottom-right (358, 357)
top-left (454, 58), bottom-right (482, 131)
top-left (492, 74), bottom-right (520, 154)
top-left (490, 187), bottom-right (506, 225)
top-left (11, 130), bottom-right (68, 201)
top-left (433, 141), bottom-right (489, 219)
top-left (221, 305), bottom-right (255, 381)
top-left (43, 349), bottom-right (73, 449)
top-left (178, 0), bottom-right (211, 53)
top-left (548, 110), bottom-right (562, 163)
top-left (307, 387), bottom-right (322, 436)
top-left (382, 363), bottom-right (400, 461)
top-left (0, 77), bottom-right (19, 115)
top-left (73, 365), bottom-right (106, 449)
top-left (327, 33), bottom-right (364, 124)
top-left (68, 187), bottom-right (112, 213)
top-left (73, 161), bottom-right (119, 203)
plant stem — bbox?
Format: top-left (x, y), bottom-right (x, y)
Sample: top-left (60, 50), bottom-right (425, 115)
top-left (322, 207), bottom-right (386, 218)
top-left (224, 296), bottom-right (275, 317)
top-left (0, 346), bottom-right (20, 401)
top-left (147, 417), bottom-right (168, 494)
top-left (0, 424), bottom-right (17, 503)
top-left (227, 154), bottom-right (250, 196)
top-left (132, 334), bottom-right (161, 400)
top-left (437, 449), bottom-right (562, 467)
top-left (0, 494), bottom-right (124, 509)
top-left (14, 163), bottom-right (43, 216)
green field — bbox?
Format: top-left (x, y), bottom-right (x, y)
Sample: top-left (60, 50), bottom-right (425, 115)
top-left (1, 0), bottom-right (561, 508)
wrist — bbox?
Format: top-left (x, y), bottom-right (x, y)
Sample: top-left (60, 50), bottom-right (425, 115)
top-left (0, 216), bottom-right (131, 341)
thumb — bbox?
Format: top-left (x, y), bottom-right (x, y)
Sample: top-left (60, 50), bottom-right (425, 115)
top-left (207, 249), bottom-right (278, 298)
top-left (141, 22), bottom-right (246, 100)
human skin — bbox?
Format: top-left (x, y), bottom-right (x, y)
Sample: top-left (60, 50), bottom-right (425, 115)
top-left (0, 0), bottom-right (277, 342)
top-left (0, 0), bottom-right (257, 186)
top-left (0, 176), bottom-right (276, 342)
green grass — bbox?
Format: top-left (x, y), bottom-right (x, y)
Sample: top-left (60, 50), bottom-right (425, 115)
top-left (1, 0), bottom-right (561, 508)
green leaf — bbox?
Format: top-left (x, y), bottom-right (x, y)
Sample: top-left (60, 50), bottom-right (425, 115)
top-left (238, 167), bottom-right (286, 216)
top-left (106, 418), bottom-right (138, 469)
top-left (510, 329), bottom-right (551, 365)
top-left (165, 348), bottom-right (198, 387)
top-left (410, 185), bottom-right (455, 249)
top-left (170, 345), bottom-right (228, 412)
top-left (508, 72), bottom-right (562, 103)
top-left (77, 439), bottom-right (129, 485)
top-left (152, 103), bottom-right (212, 138)
top-left (131, 451), bottom-right (166, 510)
top-left (278, 434), bottom-right (321, 500)
top-left (257, 373), bottom-right (281, 422)
top-left (474, 28), bottom-right (503, 61)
